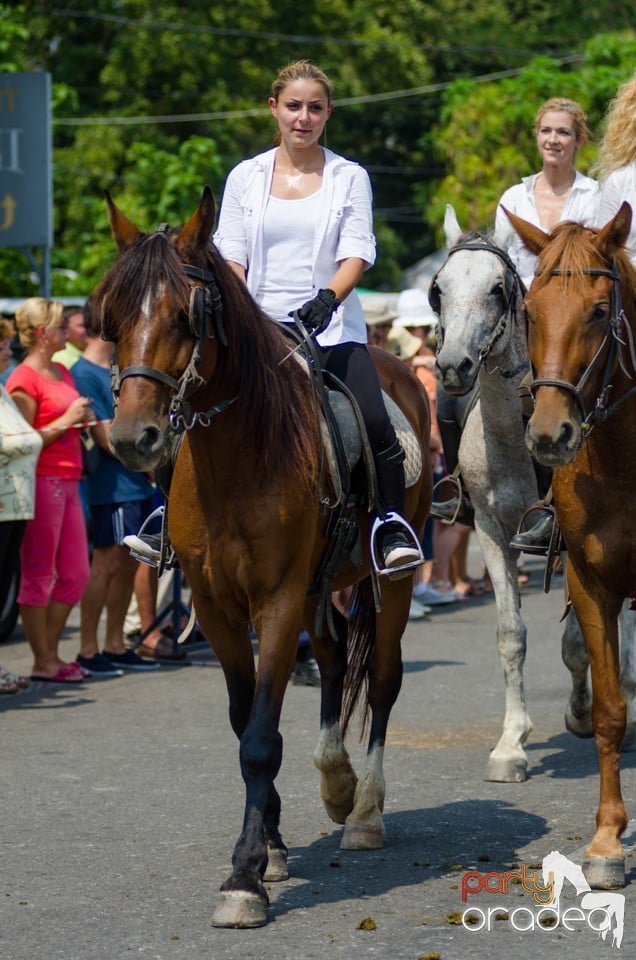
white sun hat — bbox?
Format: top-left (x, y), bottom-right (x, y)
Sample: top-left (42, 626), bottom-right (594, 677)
top-left (394, 287), bottom-right (436, 328)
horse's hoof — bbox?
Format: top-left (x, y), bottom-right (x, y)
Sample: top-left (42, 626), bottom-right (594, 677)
top-left (582, 856), bottom-right (625, 889)
top-left (340, 822), bottom-right (385, 850)
top-left (323, 800), bottom-right (354, 825)
top-left (565, 710), bottom-right (593, 738)
top-left (263, 846), bottom-right (289, 882)
top-left (484, 756), bottom-right (527, 783)
top-left (317, 767), bottom-right (357, 825)
top-left (622, 723), bottom-right (636, 751)
top-left (212, 891), bottom-right (268, 928)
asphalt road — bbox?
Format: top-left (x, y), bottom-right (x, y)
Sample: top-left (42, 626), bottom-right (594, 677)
top-left (1, 547), bottom-right (634, 960)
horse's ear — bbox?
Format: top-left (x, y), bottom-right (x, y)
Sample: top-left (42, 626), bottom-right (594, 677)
top-left (502, 207), bottom-right (549, 255)
top-left (177, 185), bottom-right (217, 258)
top-left (104, 191), bottom-right (141, 251)
top-left (443, 204), bottom-right (463, 248)
top-left (595, 200), bottom-right (632, 257)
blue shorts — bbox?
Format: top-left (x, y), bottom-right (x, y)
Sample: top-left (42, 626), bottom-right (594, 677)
top-left (90, 496), bottom-right (156, 549)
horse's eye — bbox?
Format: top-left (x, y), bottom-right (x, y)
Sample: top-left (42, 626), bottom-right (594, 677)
top-left (590, 302), bottom-right (609, 323)
top-left (428, 282), bottom-right (441, 315)
top-left (490, 281), bottom-right (504, 298)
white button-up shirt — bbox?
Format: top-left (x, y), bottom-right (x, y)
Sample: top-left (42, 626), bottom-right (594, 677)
top-left (495, 171), bottom-right (600, 288)
top-left (213, 147), bottom-right (376, 346)
top-left (597, 164), bottom-right (636, 266)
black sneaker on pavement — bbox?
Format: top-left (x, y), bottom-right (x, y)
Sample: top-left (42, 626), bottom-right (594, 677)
top-left (292, 656), bottom-right (321, 686)
top-left (103, 649), bottom-right (161, 671)
top-left (77, 652), bottom-right (124, 678)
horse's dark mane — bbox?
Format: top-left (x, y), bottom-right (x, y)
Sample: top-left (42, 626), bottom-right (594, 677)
top-left (95, 229), bottom-right (319, 487)
top-left (96, 231), bottom-right (191, 339)
top-left (204, 241), bottom-right (320, 485)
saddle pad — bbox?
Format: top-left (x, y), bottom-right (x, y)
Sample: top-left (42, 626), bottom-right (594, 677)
top-left (383, 392), bottom-right (422, 489)
top-left (320, 390), bottom-right (422, 507)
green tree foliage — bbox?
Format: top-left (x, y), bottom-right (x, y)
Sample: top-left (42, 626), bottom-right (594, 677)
top-left (1, 2), bottom-right (635, 296)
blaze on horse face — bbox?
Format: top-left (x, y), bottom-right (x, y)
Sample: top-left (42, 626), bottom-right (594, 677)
top-left (99, 188), bottom-right (218, 471)
top-left (503, 202), bottom-right (633, 467)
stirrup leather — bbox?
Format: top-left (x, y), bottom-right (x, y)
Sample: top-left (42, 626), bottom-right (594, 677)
top-left (370, 511), bottom-right (424, 578)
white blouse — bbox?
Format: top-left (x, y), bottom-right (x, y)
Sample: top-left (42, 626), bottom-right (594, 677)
top-left (495, 171), bottom-right (600, 288)
top-left (597, 164), bottom-right (636, 266)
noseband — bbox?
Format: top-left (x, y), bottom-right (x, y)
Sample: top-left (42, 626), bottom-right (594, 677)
top-left (530, 258), bottom-right (636, 436)
top-left (111, 235), bottom-right (236, 433)
top-left (429, 234), bottom-right (526, 379)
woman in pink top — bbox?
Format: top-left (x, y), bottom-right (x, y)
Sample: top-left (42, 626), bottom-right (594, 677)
top-left (7, 298), bottom-right (93, 683)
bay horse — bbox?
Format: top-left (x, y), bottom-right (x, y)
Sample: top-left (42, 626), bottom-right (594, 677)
top-left (94, 187), bottom-right (432, 927)
top-left (504, 201), bottom-right (636, 889)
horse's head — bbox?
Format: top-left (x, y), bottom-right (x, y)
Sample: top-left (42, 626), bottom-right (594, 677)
top-left (504, 202), bottom-right (634, 467)
top-left (94, 187), bottom-right (222, 471)
top-left (429, 204), bottom-right (525, 394)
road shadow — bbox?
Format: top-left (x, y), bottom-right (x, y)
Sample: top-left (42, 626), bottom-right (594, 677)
top-left (527, 729), bottom-right (636, 779)
top-left (270, 799), bottom-right (548, 920)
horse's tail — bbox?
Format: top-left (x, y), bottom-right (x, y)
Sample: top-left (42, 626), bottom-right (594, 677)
top-left (341, 577), bottom-right (376, 738)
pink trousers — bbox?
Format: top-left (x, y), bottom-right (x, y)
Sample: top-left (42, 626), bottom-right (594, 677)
top-left (19, 476), bottom-right (90, 607)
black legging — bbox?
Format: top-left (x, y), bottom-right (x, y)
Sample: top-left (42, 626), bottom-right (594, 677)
top-left (318, 342), bottom-right (396, 454)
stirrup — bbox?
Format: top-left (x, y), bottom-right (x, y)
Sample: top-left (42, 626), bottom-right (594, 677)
top-left (123, 505), bottom-right (177, 572)
top-left (370, 511), bottom-right (424, 581)
top-left (430, 473), bottom-right (464, 525)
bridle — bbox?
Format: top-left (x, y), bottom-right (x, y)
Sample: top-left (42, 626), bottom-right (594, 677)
top-left (530, 258), bottom-right (636, 437)
top-left (429, 234), bottom-right (527, 380)
top-left (110, 229), bottom-right (236, 433)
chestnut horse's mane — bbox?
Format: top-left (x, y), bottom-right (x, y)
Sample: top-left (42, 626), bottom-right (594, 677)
top-left (532, 220), bottom-right (636, 299)
top-left (95, 229), bottom-right (319, 486)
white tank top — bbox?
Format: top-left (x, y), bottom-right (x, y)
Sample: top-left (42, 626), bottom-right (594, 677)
top-left (256, 186), bottom-right (324, 322)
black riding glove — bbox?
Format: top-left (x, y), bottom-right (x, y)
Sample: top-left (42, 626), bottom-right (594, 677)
top-left (294, 288), bottom-right (341, 336)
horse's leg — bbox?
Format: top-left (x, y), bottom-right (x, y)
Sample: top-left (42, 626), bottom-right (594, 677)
top-left (618, 603), bottom-right (636, 750)
top-left (562, 606), bottom-right (593, 738)
top-left (340, 577), bottom-right (409, 850)
top-left (311, 601), bottom-right (358, 825)
top-left (567, 567), bottom-right (627, 889)
top-left (210, 598), bottom-right (300, 928)
top-left (477, 526), bottom-right (533, 782)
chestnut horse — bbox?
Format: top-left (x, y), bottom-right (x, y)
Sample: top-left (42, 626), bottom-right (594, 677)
top-left (505, 202), bottom-right (636, 889)
top-left (95, 187), bottom-right (432, 927)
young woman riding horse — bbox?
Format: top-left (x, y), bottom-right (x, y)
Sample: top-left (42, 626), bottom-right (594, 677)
top-left (130, 59), bottom-right (422, 578)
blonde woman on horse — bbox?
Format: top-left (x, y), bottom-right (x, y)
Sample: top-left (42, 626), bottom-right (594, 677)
top-left (433, 97), bottom-right (599, 554)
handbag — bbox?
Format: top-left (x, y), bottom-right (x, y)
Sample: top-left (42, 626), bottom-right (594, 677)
top-left (80, 428), bottom-right (100, 476)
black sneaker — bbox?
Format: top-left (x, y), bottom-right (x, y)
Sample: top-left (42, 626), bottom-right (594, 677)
top-left (77, 652), bottom-right (124, 678)
top-left (103, 649), bottom-right (160, 671)
top-left (122, 532), bottom-right (162, 567)
top-left (292, 657), bottom-right (321, 686)
top-left (381, 528), bottom-right (421, 572)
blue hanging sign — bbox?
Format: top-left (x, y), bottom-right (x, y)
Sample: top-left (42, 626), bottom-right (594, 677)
top-left (0, 72), bottom-right (52, 248)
